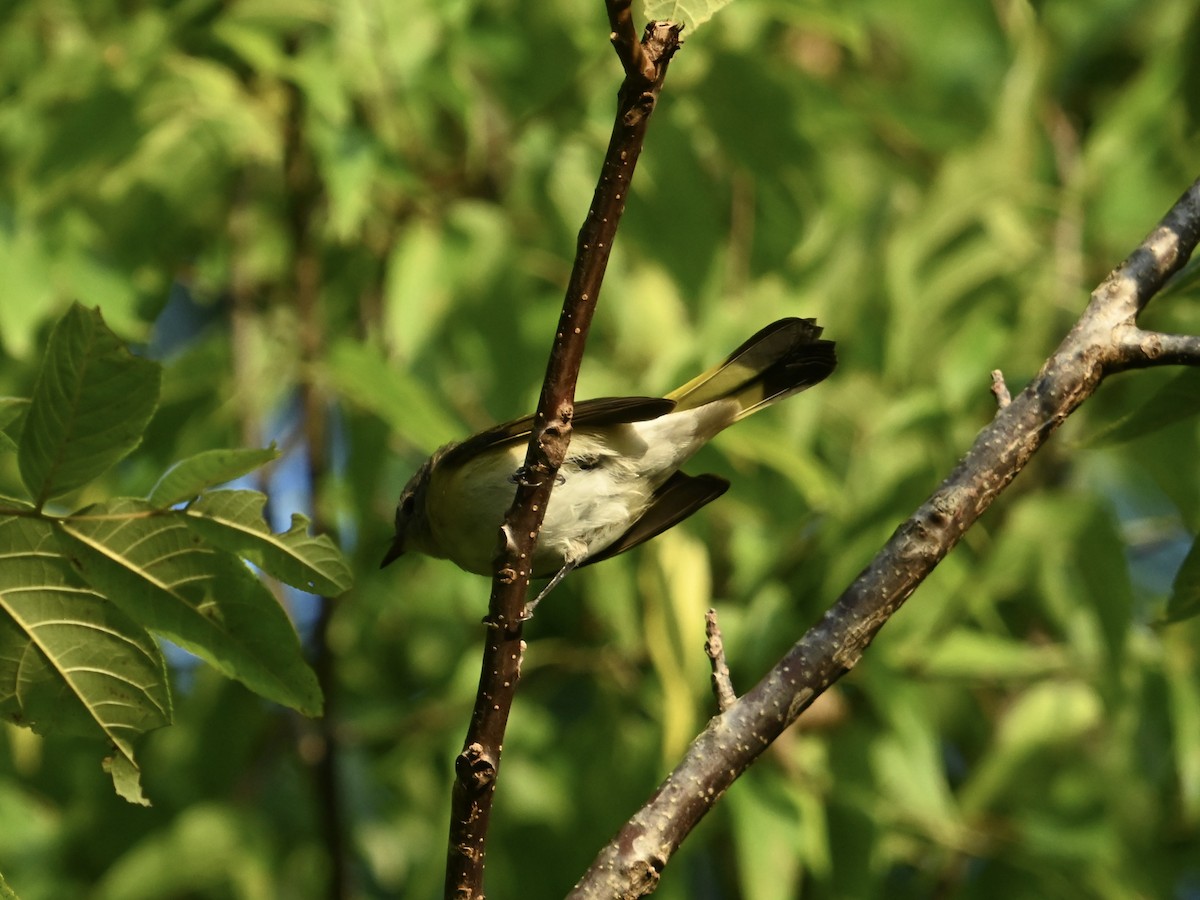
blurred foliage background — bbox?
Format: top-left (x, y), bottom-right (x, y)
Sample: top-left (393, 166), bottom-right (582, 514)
top-left (2, 0), bottom-right (1200, 897)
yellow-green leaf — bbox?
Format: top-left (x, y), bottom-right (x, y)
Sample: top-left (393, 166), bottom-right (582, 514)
top-left (58, 499), bottom-right (322, 716)
top-left (0, 515), bottom-right (169, 804)
top-left (184, 490), bottom-right (352, 596)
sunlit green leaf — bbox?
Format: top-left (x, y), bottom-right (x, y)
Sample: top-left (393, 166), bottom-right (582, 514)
top-left (103, 752), bottom-right (151, 807)
top-left (0, 515), bottom-right (169, 805)
top-left (18, 304), bottom-right (160, 506)
top-left (643, 0), bottom-right (732, 32)
top-left (0, 866), bottom-right (20, 900)
top-left (917, 630), bottom-right (1069, 679)
top-left (728, 772), bottom-right (804, 900)
top-left (57, 498), bottom-right (322, 716)
top-left (995, 681), bottom-right (1103, 752)
top-left (184, 490), bottom-right (352, 596)
top-left (148, 445), bottom-right (279, 507)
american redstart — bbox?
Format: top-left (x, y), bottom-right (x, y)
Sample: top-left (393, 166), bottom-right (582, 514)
top-left (382, 318), bottom-right (836, 605)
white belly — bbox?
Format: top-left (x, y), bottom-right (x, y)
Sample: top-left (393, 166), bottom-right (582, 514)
top-left (426, 402), bottom-right (736, 576)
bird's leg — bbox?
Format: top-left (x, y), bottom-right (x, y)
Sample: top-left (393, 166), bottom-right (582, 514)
top-left (521, 560), bottom-right (577, 619)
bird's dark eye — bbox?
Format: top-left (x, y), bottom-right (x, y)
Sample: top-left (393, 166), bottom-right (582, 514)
top-left (574, 455), bottom-right (603, 471)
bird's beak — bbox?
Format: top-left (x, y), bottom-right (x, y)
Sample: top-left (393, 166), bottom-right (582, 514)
top-left (380, 534), bottom-right (405, 569)
top-left (382, 455), bottom-right (436, 570)
top-left (381, 496), bottom-right (412, 569)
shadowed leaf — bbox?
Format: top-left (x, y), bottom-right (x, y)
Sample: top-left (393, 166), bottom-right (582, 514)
top-left (1163, 535), bottom-right (1200, 624)
top-left (1087, 369), bottom-right (1200, 446)
top-left (18, 304), bottom-right (160, 506)
top-left (0, 398), bottom-right (28, 453)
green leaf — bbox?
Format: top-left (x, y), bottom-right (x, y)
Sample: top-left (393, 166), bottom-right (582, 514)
top-left (0, 398), bottom-right (29, 453)
top-left (1164, 646), bottom-right (1200, 823)
top-left (184, 490), bottom-right (352, 596)
top-left (728, 773), bottom-right (805, 900)
top-left (57, 499), bottom-right (323, 716)
top-left (148, 445), bottom-right (279, 508)
top-left (917, 630), bottom-right (1069, 679)
top-left (1074, 509), bottom-right (1133, 667)
top-left (995, 681), bottom-right (1102, 752)
top-left (960, 681), bottom-right (1104, 815)
top-left (1157, 253), bottom-right (1200, 301)
top-left (643, 0), bottom-right (731, 32)
top-left (92, 802), bottom-right (266, 897)
top-left (17, 304), bottom-right (161, 506)
top-left (1163, 535), bottom-right (1200, 625)
top-left (0, 515), bottom-right (169, 805)
top-left (103, 751), bottom-right (151, 806)
top-left (1086, 369), bottom-right (1200, 446)
top-left (0, 866), bottom-right (20, 900)
top-left (323, 338), bottom-right (461, 450)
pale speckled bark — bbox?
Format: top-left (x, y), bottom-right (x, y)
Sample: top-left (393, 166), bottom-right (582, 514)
top-left (569, 179), bottom-right (1200, 899)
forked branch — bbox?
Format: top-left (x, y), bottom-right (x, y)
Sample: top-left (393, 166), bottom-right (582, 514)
top-left (569, 179), bottom-right (1200, 898)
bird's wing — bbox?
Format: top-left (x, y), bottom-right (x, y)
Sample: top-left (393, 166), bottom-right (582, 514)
top-left (440, 396), bottom-right (676, 469)
top-left (580, 471), bottom-right (730, 567)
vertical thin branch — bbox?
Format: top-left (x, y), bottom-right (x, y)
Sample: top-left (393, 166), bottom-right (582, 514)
top-left (443, 18), bottom-right (683, 900)
top-left (282, 34), bottom-right (351, 900)
top-left (227, 167), bottom-right (266, 456)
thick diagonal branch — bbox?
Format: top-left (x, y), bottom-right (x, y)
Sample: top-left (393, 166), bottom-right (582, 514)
top-left (444, 20), bottom-right (682, 900)
top-left (569, 178), bottom-right (1200, 899)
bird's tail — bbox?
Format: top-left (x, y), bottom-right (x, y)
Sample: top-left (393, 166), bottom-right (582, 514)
top-left (666, 318), bottom-right (836, 420)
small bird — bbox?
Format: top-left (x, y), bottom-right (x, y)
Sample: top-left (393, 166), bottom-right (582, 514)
top-left (382, 318), bottom-right (836, 604)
